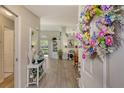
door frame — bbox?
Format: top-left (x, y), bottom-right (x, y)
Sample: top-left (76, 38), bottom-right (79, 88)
top-left (14, 16), bottom-right (21, 88)
top-left (0, 6), bottom-right (22, 88)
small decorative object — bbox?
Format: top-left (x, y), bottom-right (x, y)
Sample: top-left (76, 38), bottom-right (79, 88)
top-left (77, 5), bottom-right (124, 60)
top-left (105, 35), bottom-right (113, 46)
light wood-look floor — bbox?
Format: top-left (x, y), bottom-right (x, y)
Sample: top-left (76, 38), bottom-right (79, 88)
top-left (39, 58), bottom-right (79, 88)
top-left (0, 58), bottom-right (79, 88)
top-left (0, 74), bottom-right (14, 88)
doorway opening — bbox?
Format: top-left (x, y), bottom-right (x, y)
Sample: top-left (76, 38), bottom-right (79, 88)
top-left (40, 40), bottom-right (49, 57)
top-left (0, 6), bottom-right (17, 88)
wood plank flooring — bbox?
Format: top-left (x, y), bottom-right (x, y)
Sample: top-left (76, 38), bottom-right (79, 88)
top-left (0, 74), bottom-right (14, 88)
top-left (0, 58), bottom-right (79, 88)
top-left (39, 58), bottom-right (79, 88)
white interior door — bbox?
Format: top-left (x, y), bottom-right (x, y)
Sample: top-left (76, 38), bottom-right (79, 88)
top-left (79, 48), bottom-right (104, 88)
top-left (4, 28), bottom-right (14, 74)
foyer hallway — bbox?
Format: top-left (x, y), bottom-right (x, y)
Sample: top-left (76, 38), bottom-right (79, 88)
top-left (39, 58), bottom-right (79, 88)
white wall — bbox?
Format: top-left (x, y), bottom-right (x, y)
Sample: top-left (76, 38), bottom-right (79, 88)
top-left (5, 5), bottom-right (40, 87)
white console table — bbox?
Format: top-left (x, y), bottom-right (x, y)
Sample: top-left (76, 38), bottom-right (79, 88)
top-left (27, 58), bottom-right (46, 87)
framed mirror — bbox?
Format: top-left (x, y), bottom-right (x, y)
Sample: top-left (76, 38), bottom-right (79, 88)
top-left (28, 27), bottom-right (39, 64)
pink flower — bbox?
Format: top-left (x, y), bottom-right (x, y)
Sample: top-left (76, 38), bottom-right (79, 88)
top-left (105, 36), bottom-right (113, 46)
top-left (98, 31), bottom-right (104, 37)
top-left (82, 52), bottom-right (86, 59)
top-left (90, 39), bottom-right (95, 46)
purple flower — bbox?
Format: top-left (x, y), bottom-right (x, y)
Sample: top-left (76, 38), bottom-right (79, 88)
top-left (101, 5), bottom-right (111, 11)
top-left (105, 15), bottom-right (112, 26)
top-left (75, 33), bottom-right (82, 41)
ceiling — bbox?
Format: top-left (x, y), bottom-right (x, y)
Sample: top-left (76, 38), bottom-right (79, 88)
top-left (24, 5), bottom-right (79, 26)
top-left (0, 7), bottom-right (15, 21)
top-left (40, 31), bottom-right (60, 39)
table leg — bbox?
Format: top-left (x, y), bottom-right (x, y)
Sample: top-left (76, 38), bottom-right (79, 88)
top-left (37, 67), bottom-right (39, 87)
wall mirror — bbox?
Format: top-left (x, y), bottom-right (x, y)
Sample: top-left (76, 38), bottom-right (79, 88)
top-left (28, 27), bottom-right (39, 64)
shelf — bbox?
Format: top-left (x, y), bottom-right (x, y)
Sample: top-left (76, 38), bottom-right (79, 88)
top-left (39, 71), bottom-right (45, 80)
top-left (27, 28), bottom-right (45, 87)
top-left (27, 59), bottom-right (44, 67)
top-left (28, 82), bottom-right (37, 84)
top-left (27, 58), bottom-right (46, 87)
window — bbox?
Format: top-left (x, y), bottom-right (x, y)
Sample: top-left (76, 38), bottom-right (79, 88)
top-left (40, 40), bottom-right (48, 55)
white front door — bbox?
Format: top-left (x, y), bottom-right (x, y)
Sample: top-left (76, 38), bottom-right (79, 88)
top-left (78, 48), bottom-right (104, 88)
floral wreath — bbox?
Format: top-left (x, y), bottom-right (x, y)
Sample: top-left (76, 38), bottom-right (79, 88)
top-left (76, 5), bottom-right (124, 60)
